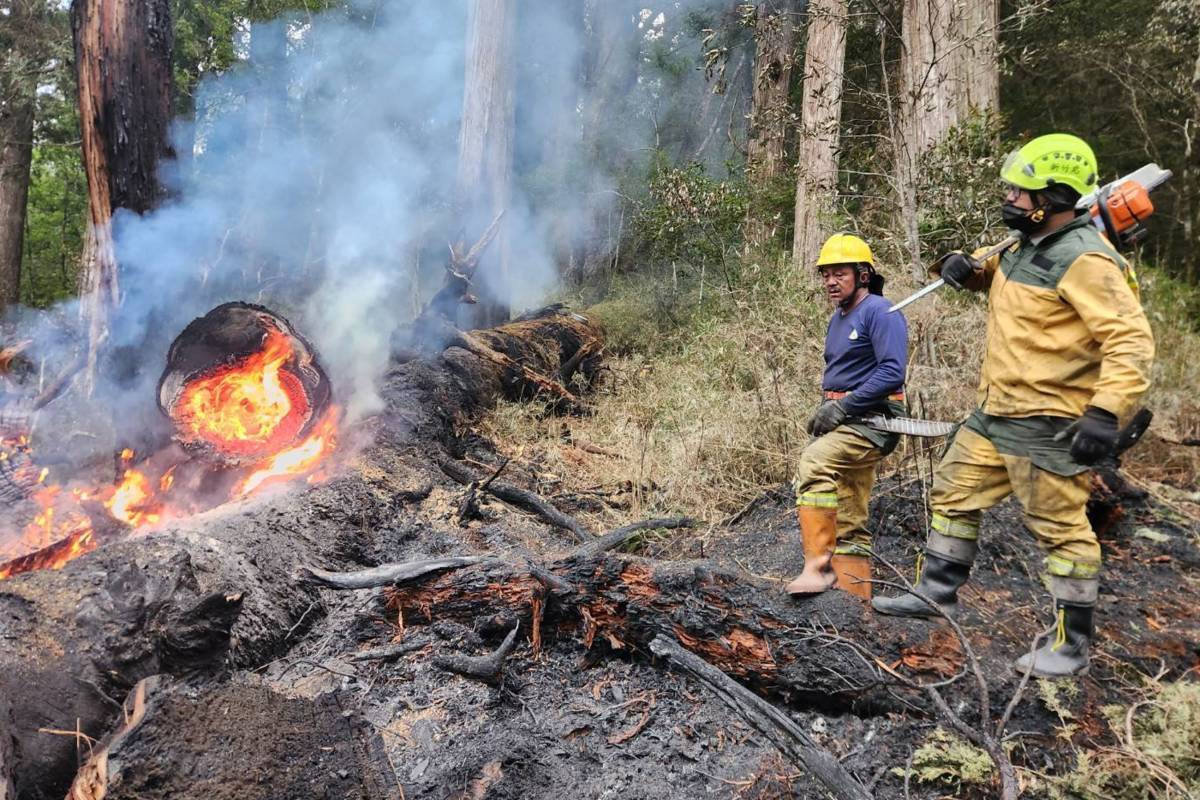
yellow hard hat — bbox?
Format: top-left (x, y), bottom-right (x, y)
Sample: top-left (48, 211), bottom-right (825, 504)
top-left (816, 233), bottom-right (874, 268)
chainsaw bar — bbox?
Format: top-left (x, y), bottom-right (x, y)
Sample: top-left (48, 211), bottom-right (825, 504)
top-left (857, 415), bottom-right (956, 438)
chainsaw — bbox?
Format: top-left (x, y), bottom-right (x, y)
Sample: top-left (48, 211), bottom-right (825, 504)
top-left (889, 163), bottom-right (1173, 314)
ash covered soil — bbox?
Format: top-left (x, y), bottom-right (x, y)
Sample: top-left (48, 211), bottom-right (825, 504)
top-left (7, 382), bottom-right (1198, 799)
top-left (185, 434), bottom-right (1197, 799)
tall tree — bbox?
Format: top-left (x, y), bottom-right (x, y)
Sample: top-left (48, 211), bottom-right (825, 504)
top-left (578, 0), bottom-right (641, 280)
top-left (71, 0), bottom-right (174, 386)
top-left (792, 0), bottom-right (847, 272)
top-left (894, 0), bottom-right (998, 276)
top-left (456, 0), bottom-right (516, 327)
top-left (745, 0), bottom-right (796, 248)
top-left (0, 0), bottom-right (48, 312)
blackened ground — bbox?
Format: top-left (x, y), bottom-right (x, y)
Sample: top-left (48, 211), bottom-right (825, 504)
top-left (708, 474), bottom-right (1200, 798)
top-left (4, 325), bottom-right (1196, 799)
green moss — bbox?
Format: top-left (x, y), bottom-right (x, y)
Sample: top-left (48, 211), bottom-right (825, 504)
top-left (894, 727), bottom-right (996, 790)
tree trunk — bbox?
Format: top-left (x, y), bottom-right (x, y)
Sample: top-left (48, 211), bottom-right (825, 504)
top-left (0, 0), bottom-right (40, 312)
top-left (791, 0), bottom-right (847, 274)
top-left (71, 0), bottom-right (174, 389)
top-left (578, 0), bottom-right (640, 281)
top-left (457, 0), bottom-right (516, 328)
top-left (745, 0), bottom-right (796, 249)
top-left (534, 0), bottom-right (584, 280)
top-left (895, 0), bottom-right (998, 277)
top-left (954, 0), bottom-right (998, 117)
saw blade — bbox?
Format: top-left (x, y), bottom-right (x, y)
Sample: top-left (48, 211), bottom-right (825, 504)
top-left (858, 415), bottom-right (956, 438)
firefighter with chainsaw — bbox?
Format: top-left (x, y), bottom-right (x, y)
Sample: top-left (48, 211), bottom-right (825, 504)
top-left (786, 233), bottom-right (908, 601)
top-left (872, 134), bottom-right (1156, 678)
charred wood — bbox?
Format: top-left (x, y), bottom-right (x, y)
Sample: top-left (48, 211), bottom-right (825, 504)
top-left (437, 455), bottom-right (591, 542)
top-left (0, 313), bottom-right (601, 795)
top-left (572, 516), bottom-right (696, 557)
top-left (300, 556), bottom-right (488, 590)
top-left (348, 637), bottom-right (432, 662)
top-left (325, 553), bottom-right (886, 703)
top-left (649, 635), bottom-right (872, 800)
top-left (432, 622), bottom-right (520, 682)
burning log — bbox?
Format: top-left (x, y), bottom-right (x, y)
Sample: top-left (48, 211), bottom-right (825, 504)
top-left (306, 551), bottom-right (885, 704)
top-left (0, 309), bottom-right (605, 797)
top-left (157, 302), bottom-right (332, 464)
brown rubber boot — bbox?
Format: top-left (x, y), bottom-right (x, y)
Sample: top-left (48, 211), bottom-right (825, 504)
top-left (785, 506), bottom-right (838, 595)
top-left (831, 553), bottom-right (872, 601)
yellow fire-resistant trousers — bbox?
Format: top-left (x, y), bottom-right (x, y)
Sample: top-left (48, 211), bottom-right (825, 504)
top-left (793, 426), bottom-right (885, 555)
top-left (929, 426), bottom-right (1100, 578)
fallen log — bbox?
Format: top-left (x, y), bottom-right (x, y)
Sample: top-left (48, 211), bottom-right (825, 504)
top-left (314, 552), bottom-right (884, 704)
top-left (0, 310), bottom-right (604, 798)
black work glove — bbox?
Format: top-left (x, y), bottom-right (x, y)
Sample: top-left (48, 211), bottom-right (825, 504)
top-left (1069, 407), bottom-right (1119, 465)
top-left (808, 399), bottom-right (849, 437)
top-left (939, 252), bottom-right (980, 290)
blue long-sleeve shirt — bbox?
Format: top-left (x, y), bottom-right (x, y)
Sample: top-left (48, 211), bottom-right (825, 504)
top-left (821, 293), bottom-right (908, 415)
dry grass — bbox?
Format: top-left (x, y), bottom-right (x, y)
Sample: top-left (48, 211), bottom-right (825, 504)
top-left (482, 259), bottom-right (1200, 527)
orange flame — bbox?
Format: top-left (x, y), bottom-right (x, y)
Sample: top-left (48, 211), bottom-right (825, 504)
top-left (174, 328), bottom-right (309, 460)
top-left (2, 330), bottom-right (338, 581)
top-left (235, 409), bottom-right (338, 497)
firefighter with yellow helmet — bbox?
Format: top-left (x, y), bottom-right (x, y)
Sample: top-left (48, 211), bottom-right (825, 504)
top-left (872, 133), bottom-right (1156, 678)
top-left (786, 233), bottom-right (908, 601)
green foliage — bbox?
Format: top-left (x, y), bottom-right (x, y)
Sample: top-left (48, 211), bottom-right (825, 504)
top-left (171, 0), bottom-right (244, 117)
top-left (1000, 0), bottom-right (1200, 282)
top-left (895, 727), bottom-right (997, 790)
top-left (1141, 265), bottom-right (1200, 335)
top-left (13, 5), bottom-right (84, 308)
top-left (1034, 680), bottom-right (1200, 800)
top-left (632, 159), bottom-right (748, 275)
top-left (916, 111), bottom-right (1012, 258)
top-left (21, 139), bottom-right (86, 308)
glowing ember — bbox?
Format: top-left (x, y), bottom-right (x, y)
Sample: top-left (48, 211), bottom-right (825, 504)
top-left (1, 305), bottom-right (338, 581)
top-left (173, 328), bottom-right (310, 461)
top-left (235, 409), bottom-right (338, 497)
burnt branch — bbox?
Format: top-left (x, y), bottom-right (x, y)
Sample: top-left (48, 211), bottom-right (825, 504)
top-left (436, 456), bottom-right (590, 542)
top-left (349, 638), bottom-right (431, 663)
top-left (300, 557), bottom-right (487, 590)
top-left (868, 552), bottom-right (1022, 800)
top-left (425, 210), bottom-right (506, 321)
top-left (452, 210), bottom-right (506, 278)
top-left (571, 517), bottom-right (697, 558)
top-left (456, 457), bottom-right (510, 523)
top-left (432, 623), bottom-right (520, 682)
top-left (649, 635), bottom-right (871, 800)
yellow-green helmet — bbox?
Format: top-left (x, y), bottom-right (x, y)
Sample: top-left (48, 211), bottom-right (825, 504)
top-left (816, 233), bottom-right (874, 268)
top-left (1000, 133), bottom-right (1098, 197)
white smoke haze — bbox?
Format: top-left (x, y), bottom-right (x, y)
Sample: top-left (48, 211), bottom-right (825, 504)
top-left (6, 0), bottom-right (745, 458)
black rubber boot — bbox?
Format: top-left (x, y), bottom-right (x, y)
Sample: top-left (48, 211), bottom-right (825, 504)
top-left (871, 553), bottom-right (971, 618)
top-left (1013, 600), bottom-right (1094, 678)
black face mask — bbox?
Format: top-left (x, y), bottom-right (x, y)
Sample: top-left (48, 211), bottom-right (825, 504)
top-left (1001, 202), bottom-right (1047, 235)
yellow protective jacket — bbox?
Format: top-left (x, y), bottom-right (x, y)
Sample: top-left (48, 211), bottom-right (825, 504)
top-left (946, 215), bottom-right (1155, 420)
